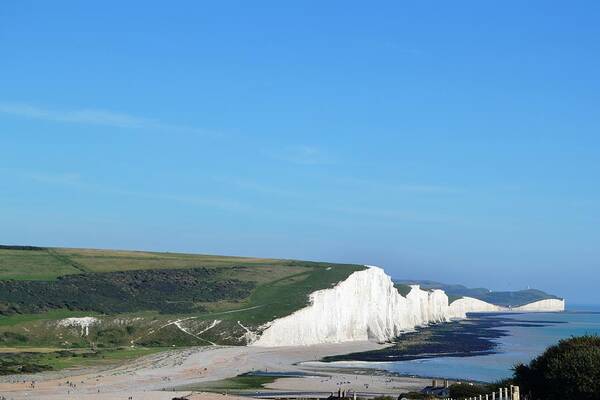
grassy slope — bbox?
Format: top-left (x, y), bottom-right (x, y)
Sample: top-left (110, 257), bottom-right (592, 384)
top-left (0, 246), bottom-right (363, 318)
top-left (0, 246), bottom-right (365, 358)
top-left (0, 310), bottom-right (101, 327)
top-left (174, 373), bottom-right (277, 392)
top-left (0, 248), bottom-right (82, 280)
top-left (0, 246), bottom-right (306, 281)
top-left (0, 347), bottom-right (166, 375)
top-left (394, 282), bottom-right (412, 297)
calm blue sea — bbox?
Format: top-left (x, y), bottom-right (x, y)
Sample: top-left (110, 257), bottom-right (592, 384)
top-left (332, 305), bottom-right (600, 382)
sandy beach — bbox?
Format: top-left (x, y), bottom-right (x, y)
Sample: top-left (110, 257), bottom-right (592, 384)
top-left (0, 342), bottom-right (430, 399)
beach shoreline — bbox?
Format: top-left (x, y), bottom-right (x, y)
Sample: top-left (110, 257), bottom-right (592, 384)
top-left (0, 342), bottom-right (433, 399)
top-left (0, 314), bottom-right (523, 399)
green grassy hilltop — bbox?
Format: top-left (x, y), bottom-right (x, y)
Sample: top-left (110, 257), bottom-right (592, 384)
top-left (0, 245), bottom-right (364, 368)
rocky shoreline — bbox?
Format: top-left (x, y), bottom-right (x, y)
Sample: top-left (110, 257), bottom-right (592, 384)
top-left (320, 313), bottom-right (566, 362)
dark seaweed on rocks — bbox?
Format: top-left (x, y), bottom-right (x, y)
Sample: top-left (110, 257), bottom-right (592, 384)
top-left (323, 313), bottom-right (564, 362)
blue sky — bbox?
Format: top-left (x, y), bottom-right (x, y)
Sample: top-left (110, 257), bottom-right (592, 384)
top-left (1, 1), bottom-right (599, 304)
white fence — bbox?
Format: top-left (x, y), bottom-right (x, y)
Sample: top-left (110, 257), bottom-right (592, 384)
top-left (443, 385), bottom-right (520, 400)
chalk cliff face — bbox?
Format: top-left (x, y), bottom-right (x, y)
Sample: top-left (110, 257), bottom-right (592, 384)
top-left (512, 298), bottom-right (565, 312)
top-left (448, 296), bottom-right (504, 318)
top-left (253, 267), bottom-right (450, 347)
top-left (253, 266), bottom-right (565, 347)
top-left (448, 297), bottom-right (566, 314)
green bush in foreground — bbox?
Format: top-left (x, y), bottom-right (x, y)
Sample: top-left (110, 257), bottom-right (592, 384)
top-left (397, 392), bottom-right (435, 399)
top-left (513, 335), bottom-right (600, 400)
top-left (448, 383), bottom-right (489, 399)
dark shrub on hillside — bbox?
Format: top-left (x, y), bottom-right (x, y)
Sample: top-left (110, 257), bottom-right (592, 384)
top-left (0, 245), bottom-right (44, 251)
top-left (0, 267), bottom-right (255, 315)
top-left (0, 331), bottom-right (28, 343)
top-left (0, 353), bottom-right (52, 375)
top-left (513, 335), bottom-right (600, 400)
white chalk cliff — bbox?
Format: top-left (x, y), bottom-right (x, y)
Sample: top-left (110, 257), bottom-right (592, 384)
top-left (254, 266), bottom-right (449, 346)
top-left (448, 296), bottom-right (504, 317)
top-left (511, 298), bottom-right (566, 312)
top-left (253, 266), bottom-right (564, 347)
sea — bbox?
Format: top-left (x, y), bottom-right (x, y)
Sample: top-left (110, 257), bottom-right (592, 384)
top-left (330, 305), bottom-right (600, 383)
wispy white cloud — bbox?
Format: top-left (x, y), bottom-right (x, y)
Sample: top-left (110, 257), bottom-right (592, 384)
top-left (4, 168), bottom-right (247, 213)
top-left (0, 103), bottom-right (149, 128)
top-left (26, 171), bottom-right (82, 185)
top-left (328, 204), bottom-right (462, 224)
top-left (0, 102), bottom-right (217, 136)
top-left (341, 177), bottom-right (460, 195)
top-left (213, 177), bottom-right (301, 198)
top-left (144, 192), bottom-right (249, 212)
top-left (269, 145), bottom-right (333, 165)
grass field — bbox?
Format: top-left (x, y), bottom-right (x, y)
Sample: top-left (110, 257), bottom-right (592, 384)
top-left (0, 248), bottom-right (82, 280)
top-left (174, 373), bottom-right (277, 392)
top-left (0, 245), bottom-right (365, 348)
top-left (0, 310), bottom-right (101, 327)
top-left (0, 346), bottom-right (166, 375)
top-left (0, 246), bottom-right (311, 281)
